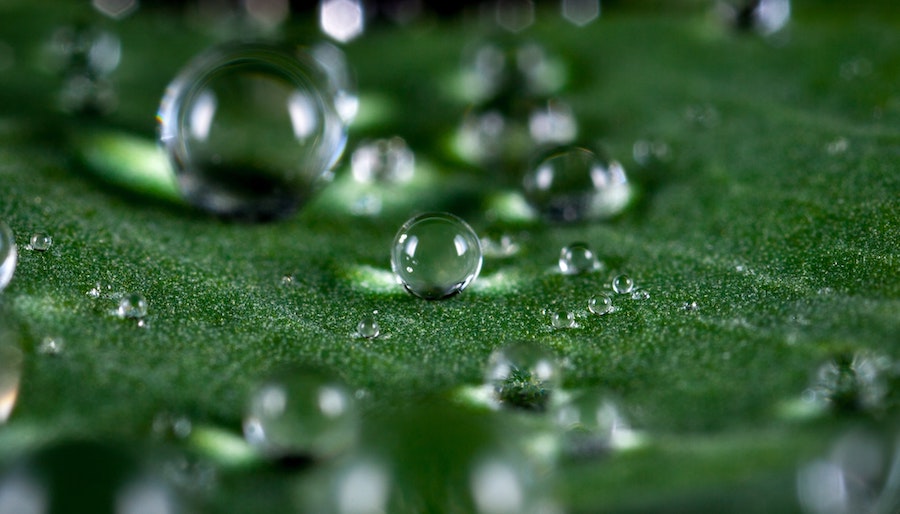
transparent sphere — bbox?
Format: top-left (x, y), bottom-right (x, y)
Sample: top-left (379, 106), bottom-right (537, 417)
top-left (158, 42), bottom-right (347, 221)
top-left (391, 212), bottom-right (483, 300)
top-left (558, 242), bottom-right (599, 274)
top-left (356, 315), bottom-right (380, 339)
top-left (116, 293), bottom-right (148, 319)
top-left (588, 294), bottom-right (612, 316)
top-left (243, 366), bottom-right (357, 458)
top-left (0, 221), bottom-right (17, 292)
top-left (611, 274), bottom-right (634, 294)
top-left (29, 233), bottom-right (52, 252)
top-left (522, 146), bottom-right (631, 223)
top-left (486, 342), bottom-right (561, 411)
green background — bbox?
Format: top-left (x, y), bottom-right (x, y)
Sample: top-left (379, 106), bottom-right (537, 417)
top-left (0, 0), bottom-right (898, 512)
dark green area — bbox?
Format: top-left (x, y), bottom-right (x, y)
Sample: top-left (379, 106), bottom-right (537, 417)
top-left (0, 0), bottom-right (898, 512)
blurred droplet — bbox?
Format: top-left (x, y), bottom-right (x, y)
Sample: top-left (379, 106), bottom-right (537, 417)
top-left (244, 366), bottom-right (358, 459)
top-left (0, 330), bottom-right (22, 424)
top-left (480, 232), bottom-right (520, 258)
top-left (320, 0), bottom-right (365, 43)
top-left (718, 0), bottom-right (790, 36)
top-left (554, 390), bottom-right (639, 456)
top-left (486, 342), bottom-right (561, 411)
top-left (0, 221), bottom-right (16, 292)
top-left (494, 0), bottom-right (535, 33)
top-left (332, 457), bottom-right (392, 514)
top-left (152, 412), bottom-right (194, 440)
top-left (351, 137), bottom-right (414, 184)
top-left (826, 137), bottom-right (849, 155)
top-left (117, 293), bottom-right (148, 319)
top-left (92, 0), bottom-right (139, 19)
top-left (310, 42), bottom-right (359, 124)
top-left (632, 138), bottom-right (670, 166)
top-left (528, 98), bottom-right (577, 145)
top-left (38, 337), bottom-right (64, 356)
top-left (470, 456), bottom-right (526, 514)
top-left (244, 0), bottom-right (290, 29)
top-left (561, 0), bottom-right (600, 26)
top-left (809, 351), bottom-right (893, 413)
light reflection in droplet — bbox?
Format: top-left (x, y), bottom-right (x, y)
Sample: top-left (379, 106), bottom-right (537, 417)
top-left (0, 337), bottom-right (22, 424)
top-left (320, 0), bottom-right (365, 43)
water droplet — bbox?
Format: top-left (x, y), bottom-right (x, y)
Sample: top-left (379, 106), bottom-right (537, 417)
top-left (356, 315), bottom-right (380, 339)
top-left (549, 310), bottom-right (575, 329)
top-left (0, 221), bottom-right (16, 292)
top-left (310, 42), bottom-right (359, 124)
top-left (391, 212), bottom-right (483, 300)
top-left (320, 0), bottom-right (365, 43)
top-left (528, 98), bottom-right (577, 145)
top-left (630, 290), bottom-right (650, 301)
top-left (243, 366), bottom-right (358, 458)
top-left (458, 41), bottom-right (565, 105)
top-left (718, 0), bottom-right (791, 35)
top-left (561, 0), bottom-right (600, 26)
top-left (351, 137), bottom-right (414, 184)
top-left (494, 0), bottom-right (535, 33)
top-left (522, 146), bottom-right (631, 223)
top-left (611, 274), bottom-right (634, 294)
top-left (554, 391), bottom-right (637, 455)
top-left (44, 25), bottom-right (121, 114)
top-left (810, 351), bottom-right (893, 413)
top-left (281, 274), bottom-right (295, 286)
top-left (117, 293), bottom-right (148, 319)
top-left (38, 337), bottom-right (64, 355)
top-left (28, 233), bottom-right (52, 252)
top-left (152, 412), bottom-right (193, 440)
top-left (158, 42), bottom-right (347, 221)
top-left (486, 342), bottom-right (561, 411)
top-left (682, 301), bottom-right (699, 311)
top-left (558, 242), bottom-right (600, 274)
top-left (588, 294), bottom-right (612, 316)
top-left (826, 137), bottom-right (849, 155)
top-left (93, 0), bottom-right (139, 20)
top-left (632, 138), bottom-right (670, 166)
top-left (480, 232), bottom-right (520, 258)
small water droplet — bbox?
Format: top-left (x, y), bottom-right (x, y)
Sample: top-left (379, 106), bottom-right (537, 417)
top-left (682, 301), bottom-right (699, 311)
top-left (28, 233), bottom-right (52, 252)
top-left (611, 274), bottom-right (634, 294)
top-left (391, 212), bottom-right (483, 300)
top-left (244, 366), bottom-right (358, 458)
top-left (632, 138), bottom-right (670, 166)
top-left (281, 274), bottom-right (295, 286)
top-left (158, 42), bottom-right (347, 221)
top-left (486, 342), bottom-right (561, 411)
top-left (826, 137), bottom-right (849, 155)
top-left (351, 136), bottom-right (414, 184)
top-left (356, 315), bottom-right (380, 339)
top-left (480, 232), bottom-right (520, 258)
top-left (152, 411), bottom-right (193, 440)
top-left (630, 290), bottom-right (650, 301)
top-left (38, 336), bottom-right (64, 355)
top-left (558, 242), bottom-right (600, 274)
top-left (117, 293), bottom-right (148, 319)
top-left (549, 310), bottom-right (575, 329)
top-left (588, 294), bottom-right (612, 316)
top-left (0, 221), bottom-right (17, 292)
top-left (522, 146), bottom-right (631, 223)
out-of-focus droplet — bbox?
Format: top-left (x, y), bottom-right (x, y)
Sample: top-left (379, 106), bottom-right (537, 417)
top-left (391, 212), bottom-right (483, 300)
top-left (0, 221), bottom-right (16, 292)
top-left (244, 0), bottom-right (290, 30)
top-left (0, 324), bottom-right (23, 424)
top-left (152, 412), bottom-right (193, 440)
top-left (320, 0), bottom-right (365, 43)
top-left (561, 0), bottom-right (600, 26)
top-left (632, 138), bottom-right (670, 166)
top-left (351, 137), bottom-right (414, 184)
top-left (554, 390), bottom-right (639, 456)
top-left (92, 0), bottom-right (139, 19)
top-left (330, 456), bottom-right (392, 514)
top-left (310, 42), bottom-right (359, 124)
top-left (458, 41), bottom-right (566, 105)
top-left (469, 455), bottom-right (528, 514)
top-left (244, 366), bottom-right (358, 458)
top-left (528, 98), bottom-right (577, 145)
top-left (486, 342), bottom-right (560, 411)
top-left (826, 137), bottom-right (849, 155)
top-left (38, 336), bottom-right (64, 356)
top-left (480, 232), bottom-right (520, 258)
top-left (522, 146), bottom-right (631, 223)
top-left (718, 0), bottom-right (790, 36)
top-left (494, 0), bottom-right (535, 33)
top-left (808, 351), bottom-right (893, 413)
top-left (158, 42), bottom-right (347, 220)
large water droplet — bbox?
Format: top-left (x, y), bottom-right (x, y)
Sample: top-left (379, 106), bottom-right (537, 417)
top-left (28, 233), bottom-right (52, 252)
top-left (558, 242), bottom-right (600, 274)
top-left (391, 212), bottom-right (483, 300)
top-left (158, 42), bottom-right (347, 221)
top-left (611, 274), bottom-right (634, 294)
top-left (351, 137), bottom-right (414, 184)
top-left (117, 293), bottom-right (148, 319)
top-left (486, 342), bottom-right (561, 411)
top-left (522, 146), bottom-right (631, 223)
top-left (0, 221), bottom-right (16, 292)
top-left (243, 366), bottom-right (358, 459)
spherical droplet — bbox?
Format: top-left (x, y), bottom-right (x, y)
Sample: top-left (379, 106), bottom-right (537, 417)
top-left (351, 137), bottom-right (414, 184)
top-left (117, 293), bottom-right (148, 319)
top-left (611, 274), bottom-right (634, 295)
top-left (549, 310), bottom-right (575, 329)
top-left (158, 42), bottom-right (347, 221)
top-left (588, 294), bottom-right (612, 316)
top-left (522, 146), bottom-right (631, 223)
top-left (29, 233), bottom-right (52, 252)
top-left (391, 212), bottom-right (483, 300)
top-left (486, 342), bottom-right (561, 411)
top-left (0, 221), bottom-right (16, 292)
top-left (356, 315), bottom-right (380, 339)
top-left (243, 366), bottom-right (358, 458)
top-left (558, 242), bottom-right (599, 274)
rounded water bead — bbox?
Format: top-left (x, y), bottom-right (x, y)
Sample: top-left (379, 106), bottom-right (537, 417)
top-left (158, 42), bottom-right (347, 220)
top-left (391, 212), bottom-right (482, 300)
top-left (29, 233), bottom-right (52, 252)
top-left (588, 294), bottom-right (612, 316)
top-left (611, 274), bottom-right (634, 295)
top-left (549, 310), bottom-right (575, 329)
top-left (117, 293), bottom-right (148, 319)
top-left (522, 146), bottom-right (631, 223)
top-left (356, 315), bottom-right (380, 339)
top-left (243, 366), bottom-right (358, 458)
top-left (486, 342), bottom-right (561, 411)
top-left (558, 242), bottom-right (599, 274)
top-left (0, 221), bottom-right (16, 291)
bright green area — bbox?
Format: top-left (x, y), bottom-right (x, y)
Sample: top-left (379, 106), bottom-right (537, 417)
top-left (0, 1), bottom-right (898, 512)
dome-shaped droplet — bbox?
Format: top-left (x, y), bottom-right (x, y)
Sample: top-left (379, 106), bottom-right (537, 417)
top-left (29, 233), bottom-right (52, 252)
top-left (356, 315), bottom-right (380, 339)
top-left (588, 294), bottom-right (612, 316)
top-left (0, 221), bottom-right (16, 292)
top-left (117, 293), bottom-right (148, 319)
top-left (558, 242), bottom-right (599, 274)
top-left (486, 342), bottom-right (561, 411)
top-left (391, 212), bottom-right (483, 300)
top-left (158, 42), bottom-right (347, 221)
top-left (549, 310), bottom-right (575, 329)
top-left (243, 366), bottom-right (358, 458)
top-left (611, 274), bottom-right (634, 295)
top-left (523, 146), bottom-right (631, 223)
